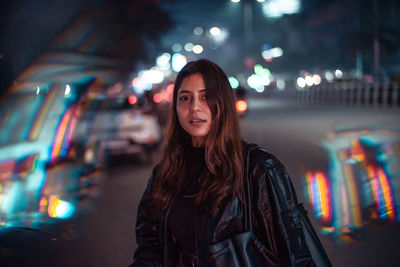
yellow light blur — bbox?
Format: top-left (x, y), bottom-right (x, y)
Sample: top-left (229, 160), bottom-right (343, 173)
top-left (236, 100), bottom-right (247, 112)
top-left (48, 196), bottom-right (61, 218)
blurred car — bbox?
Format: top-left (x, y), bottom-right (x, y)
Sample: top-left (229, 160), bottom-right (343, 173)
top-left (76, 94), bottom-right (162, 165)
top-left (235, 86), bottom-right (248, 117)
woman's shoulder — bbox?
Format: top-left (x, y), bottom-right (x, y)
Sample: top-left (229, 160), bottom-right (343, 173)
top-left (242, 141), bottom-right (284, 169)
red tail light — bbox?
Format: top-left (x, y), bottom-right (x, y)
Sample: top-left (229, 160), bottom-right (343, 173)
top-left (236, 100), bottom-right (247, 112)
top-left (128, 95), bottom-right (138, 105)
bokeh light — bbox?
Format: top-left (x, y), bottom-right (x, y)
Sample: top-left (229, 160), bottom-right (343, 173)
top-left (277, 79), bottom-right (285, 90)
top-left (193, 26), bottom-right (204, 35)
top-left (262, 0), bottom-right (301, 18)
top-left (312, 74), bottom-right (322, 85)
top-left (335, 69), bottom-right (343, 79)
top-left (297, 77), bottom-right (306, 88)
top-left (128, 95), bottom-right (137, 105)
top-left (228, 76), bottom-right (239, 89)
top-left (184, 43), bottom-right (194, 52)
top-left (325, 71), bottom-right (334, 82)
top-left (172, 43), bottom-right (182, 52)
top-left (171, 53), bottom-right (187, 72)
top-left (139, 69), bottom-right (164, 84)
top-left (192, 45), bottom-right (203, 54)
top-left (236, 100), bottom-right (247, 112)
top-left (64, 84), bottom-right (71, 96)
top-left (305, 75), bottom-right (314, 87)
top-left (209, 27), bottom-right (221, 36)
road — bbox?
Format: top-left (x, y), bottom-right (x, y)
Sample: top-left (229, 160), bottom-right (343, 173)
top-left (50, 98), bottom-right (400, 267)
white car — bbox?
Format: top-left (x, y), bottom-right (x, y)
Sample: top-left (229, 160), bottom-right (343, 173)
top-left (76, 94), bottom-right (162, 165)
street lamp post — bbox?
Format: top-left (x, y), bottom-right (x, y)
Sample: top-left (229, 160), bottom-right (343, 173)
top-left (243, 0), bottom-right (253, 53)
top-left (231, 0), bottom-right (264, 68)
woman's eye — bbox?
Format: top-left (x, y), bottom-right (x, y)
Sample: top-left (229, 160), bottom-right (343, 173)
top-left (179, 96), bottom-right (189, 102)
top-left (202, 95), bottom-right (207, 100)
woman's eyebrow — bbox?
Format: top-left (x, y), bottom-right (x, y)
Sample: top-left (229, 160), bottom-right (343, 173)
top-left (178, 89), bottom-right (206, 94)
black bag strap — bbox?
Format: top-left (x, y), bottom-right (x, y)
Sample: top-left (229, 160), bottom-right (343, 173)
top-left (244, 143), bottom-right (258, 231)
top-left (297, 203), bottom-right (333, 267)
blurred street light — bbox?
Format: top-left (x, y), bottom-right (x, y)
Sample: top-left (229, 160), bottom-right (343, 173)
top-left (262, 0), bottom-right (301, 18)
top-left (172, 43), bottom-right (182, 52)
top-left (184, 42), bottom-right (194, 52)
top-left (335, 69), bottom-right (343, 79)
top-left (312, 74), bottom-right (322, 85)
top-left (297, 77), bottom-right (306, 88)
top-left (192, 45), bottom-right (204, 54)
top-left (64, 84), bottom-right (71, 96)
top-left (210, 27), bottom-right (221, 36)
top-left (305, 75), bottom-right (313, 87)
top-left (193, 27), bottom-right (204, 35)
top-left (228, 76), bottom-right (239, 89)
top-left (325, 71), bottom-right (334, 82)
top-left (172, 53), bottom-right (187, 72)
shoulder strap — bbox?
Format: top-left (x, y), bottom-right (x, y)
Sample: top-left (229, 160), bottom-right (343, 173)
top-left (244, 143), bottom-right (258, 231)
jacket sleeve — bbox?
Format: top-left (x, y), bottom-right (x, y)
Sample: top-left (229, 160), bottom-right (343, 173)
top-left (130, 166), bottom-right (163, 267)
top-left (252, 151), bottom-right (314, 267)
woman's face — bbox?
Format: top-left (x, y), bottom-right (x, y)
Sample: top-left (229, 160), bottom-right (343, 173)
top-left (176, 73), bottom-right (212, 147)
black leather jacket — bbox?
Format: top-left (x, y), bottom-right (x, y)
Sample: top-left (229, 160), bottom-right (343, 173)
top-left (131, 144), bottom-right (313, 266)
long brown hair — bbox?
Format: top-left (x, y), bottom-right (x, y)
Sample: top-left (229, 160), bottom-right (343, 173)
top-left (152, 59), bottom-right (244, 214)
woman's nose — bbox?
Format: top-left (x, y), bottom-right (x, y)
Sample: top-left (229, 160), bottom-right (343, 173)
top-left (191, 97), bottom-right (201, 111)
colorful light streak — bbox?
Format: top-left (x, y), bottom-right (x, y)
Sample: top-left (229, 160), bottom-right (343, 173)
top-left (50, 106), bottom-right (73, 162)
top-left (310, 129), bottom-right (399, 241)
top-left (367, 165), bottom-right (396, 222)
top-left (48, 195), bottom-right (74, 219)
top-left (306, 171), bottom-right (332, 223)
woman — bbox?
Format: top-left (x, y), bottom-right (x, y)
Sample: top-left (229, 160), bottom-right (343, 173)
top-left (131, 59), bottom-right (317, 266)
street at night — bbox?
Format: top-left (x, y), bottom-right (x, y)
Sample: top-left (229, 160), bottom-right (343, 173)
top-left (11, 97), bottom-right (396, 266)
top-left (1, 0), bottom-right (400, 266)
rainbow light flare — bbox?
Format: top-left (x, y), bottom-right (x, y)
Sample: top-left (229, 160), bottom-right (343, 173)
top-left (367, 165), bottom-right (396, 222)
top-left (306, 171), bottom-right (332, 223)
top-left (48, 196), bottom-right (74, 219)
top-left (50, 106), bottom-right (73, 161)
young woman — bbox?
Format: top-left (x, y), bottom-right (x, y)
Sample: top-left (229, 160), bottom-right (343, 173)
top-left (131, 59), bottom-right (317, 266)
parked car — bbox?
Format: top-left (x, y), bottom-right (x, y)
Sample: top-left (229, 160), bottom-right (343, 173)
top-left (75, 93), bottom-right (162, 166)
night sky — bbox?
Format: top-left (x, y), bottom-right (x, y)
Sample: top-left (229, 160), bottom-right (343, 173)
top-left (1, 0), bottom-right (399, 95)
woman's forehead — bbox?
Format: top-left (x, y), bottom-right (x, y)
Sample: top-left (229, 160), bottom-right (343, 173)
top-left (178, 73), bottom-right (206, 93)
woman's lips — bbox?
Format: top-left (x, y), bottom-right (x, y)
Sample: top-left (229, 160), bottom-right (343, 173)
top-left (189, 119), bottom-right (206, 124)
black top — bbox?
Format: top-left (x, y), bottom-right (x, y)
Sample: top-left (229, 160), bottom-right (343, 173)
top-left (167, 146), bottom-right (205, 266)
